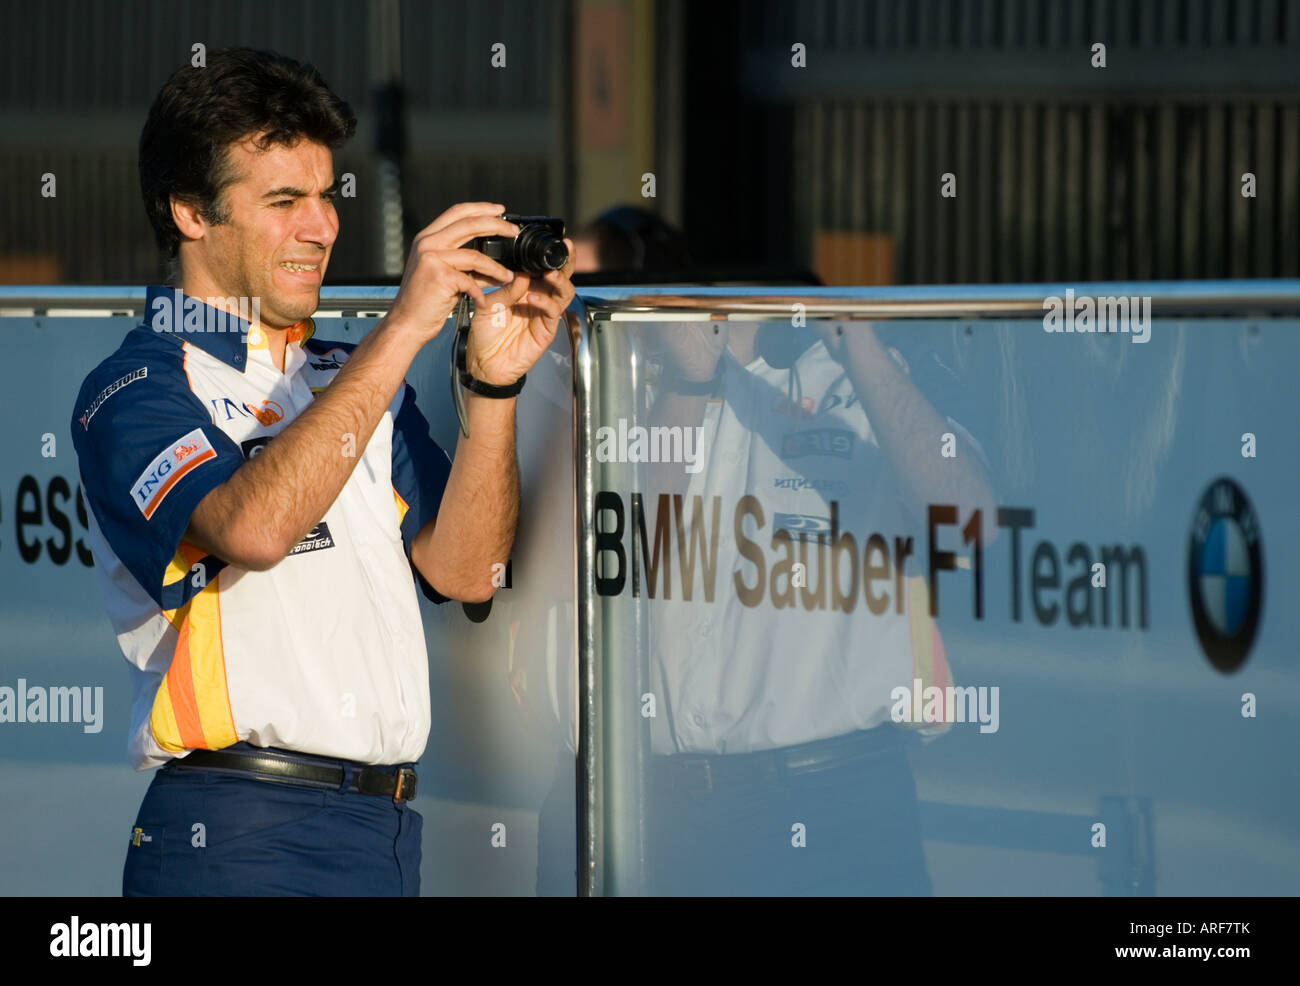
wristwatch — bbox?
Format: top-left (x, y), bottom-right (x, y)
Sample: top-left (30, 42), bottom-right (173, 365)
top-left (454, 324), bottom-right (525, 398)
top-left (459, 368), bottom-right (526, 398)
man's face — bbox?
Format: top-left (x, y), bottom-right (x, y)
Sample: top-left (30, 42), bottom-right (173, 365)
top-left (185, 135), bottom-right (340, 328)
top-left (572, 235), bottom-right (601, 274)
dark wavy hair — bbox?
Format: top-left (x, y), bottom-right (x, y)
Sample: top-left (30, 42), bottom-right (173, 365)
top-left (139, 47), bottom-right (357, 263)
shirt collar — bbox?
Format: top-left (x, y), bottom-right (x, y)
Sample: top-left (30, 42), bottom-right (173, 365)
top-left (143, 285), bottom-right (315, 371)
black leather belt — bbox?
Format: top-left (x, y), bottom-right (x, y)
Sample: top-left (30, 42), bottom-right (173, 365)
top-left (168, 745), bottom-right (418, 803)
top-left (652, 723), bottom-right (910, 796)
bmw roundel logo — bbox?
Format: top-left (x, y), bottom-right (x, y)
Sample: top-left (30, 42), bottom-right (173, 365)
top-left (1188, 477), bottom-right (1264, 673)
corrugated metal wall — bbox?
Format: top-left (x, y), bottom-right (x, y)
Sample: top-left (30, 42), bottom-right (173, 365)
top-left (5, 0), bottom-right (1299, 283)
top-left (748, 0), bottom-right (1300, 51)
top-left (0, 0), bottom-right (556, 282)
top-left (768, 0), bottom-right (1300, 281)
top-left (0, 0), bottom-right (370, 111)
top-left (795, 100), bottom-right (1300, 282)
top-left (399, 1), bottom-right (555, 235)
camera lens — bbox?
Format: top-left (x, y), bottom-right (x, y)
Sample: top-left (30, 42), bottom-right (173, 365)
top-left (515, 226), bottom-right (569, 273)
top-left (539, 239), bottom-right (569, 270)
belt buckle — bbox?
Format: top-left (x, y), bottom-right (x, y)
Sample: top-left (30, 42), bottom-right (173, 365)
top-left (393, 767), bottom-right (418, 803)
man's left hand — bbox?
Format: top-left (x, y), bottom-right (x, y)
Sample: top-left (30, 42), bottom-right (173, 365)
top-left (464, 237), bottom-right (576, 387)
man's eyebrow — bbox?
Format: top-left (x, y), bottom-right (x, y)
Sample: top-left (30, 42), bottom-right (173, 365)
top-left (262, 186), bottom-right (308, 199)
top-left (261, 181), bottom-right (341, 199)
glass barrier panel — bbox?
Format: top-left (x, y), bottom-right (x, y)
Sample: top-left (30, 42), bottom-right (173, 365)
top-left (581, 299), bottom-right (1299, 896)
top-left (0, 305), bottom-right (576, 896)
top-left (3, 285), bottom-right (1296, 897)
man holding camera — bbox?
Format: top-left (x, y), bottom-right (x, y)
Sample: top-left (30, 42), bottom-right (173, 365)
top-left (69, 48), bottom-right (574, 896)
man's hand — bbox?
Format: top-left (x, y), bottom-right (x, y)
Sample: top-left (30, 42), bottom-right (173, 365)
top-left (385, 202), bottom-right (521, 343)
top-left (659, 321), bottom-right (730, 383)
top-left (462, 236), bottom-right (577, 387)
top-left (405, 214), bottom-right (574, 601)
top-left (808, 320), bottom-right (998, 538)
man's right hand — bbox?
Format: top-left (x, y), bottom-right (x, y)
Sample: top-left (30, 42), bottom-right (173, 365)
top-left (385, 202), bottom-right (520, 341)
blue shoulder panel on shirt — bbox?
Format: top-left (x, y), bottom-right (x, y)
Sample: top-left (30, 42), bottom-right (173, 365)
top-left (70, 326), bottom-right (244, 610)
top-left (303, 336), bottom-right (358, 360)
top-left (391, 382), bottom-right (453, 604)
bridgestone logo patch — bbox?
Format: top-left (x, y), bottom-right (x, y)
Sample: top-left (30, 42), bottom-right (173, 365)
top-left (80, 367), bottom-right (147, 429)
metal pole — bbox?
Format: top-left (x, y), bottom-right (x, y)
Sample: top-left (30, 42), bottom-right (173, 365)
top-left (371, 0), bottom-right (407, 278)
top-left (571, 299), bottom-right (602, 896)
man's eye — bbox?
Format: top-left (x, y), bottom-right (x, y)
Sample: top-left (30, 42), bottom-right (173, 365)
top-left (321, 193), bottom-right (337, 204)
top-left (271, 200), bottom-right (294, 208)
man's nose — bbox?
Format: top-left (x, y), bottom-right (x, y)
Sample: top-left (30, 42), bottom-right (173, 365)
top-left (297, 197), bottom-right (338, 247)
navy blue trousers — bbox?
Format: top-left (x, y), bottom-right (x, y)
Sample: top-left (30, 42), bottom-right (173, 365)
top-left (123, 753), bottom-right (422, 897)
top-left (537, 726), bottom-right (933, 896)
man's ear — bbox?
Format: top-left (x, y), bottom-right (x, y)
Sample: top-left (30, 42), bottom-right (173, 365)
top-left (170, 196), bottom-right (208, 243)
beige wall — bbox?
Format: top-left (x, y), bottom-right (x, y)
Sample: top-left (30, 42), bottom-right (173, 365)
top-left (573, 0), bottom-right (657, 225)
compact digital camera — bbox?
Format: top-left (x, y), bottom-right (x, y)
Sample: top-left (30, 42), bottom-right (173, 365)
top-left (472, 214), bottom-right (568, 275)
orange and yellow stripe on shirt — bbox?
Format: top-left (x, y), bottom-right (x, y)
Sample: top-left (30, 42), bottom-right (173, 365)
top-left (393, 488), bottom-right (409, 527)
top-left (149, 540), bottom-right (237, 752)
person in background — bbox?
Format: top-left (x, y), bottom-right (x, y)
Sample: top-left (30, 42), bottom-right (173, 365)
top-left (571, 204), bottom-right (694, 276)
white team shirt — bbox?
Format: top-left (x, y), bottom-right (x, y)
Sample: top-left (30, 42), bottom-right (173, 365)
top-left (645, 332), bottom-right (969, 754)
top-left (71, 287), bottom-right (452, 769)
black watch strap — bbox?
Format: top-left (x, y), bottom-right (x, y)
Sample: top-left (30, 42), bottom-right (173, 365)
top-left (454, 321), bottom-right (525, 397)
top-left (458, 370), bottom-right (526, 398)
